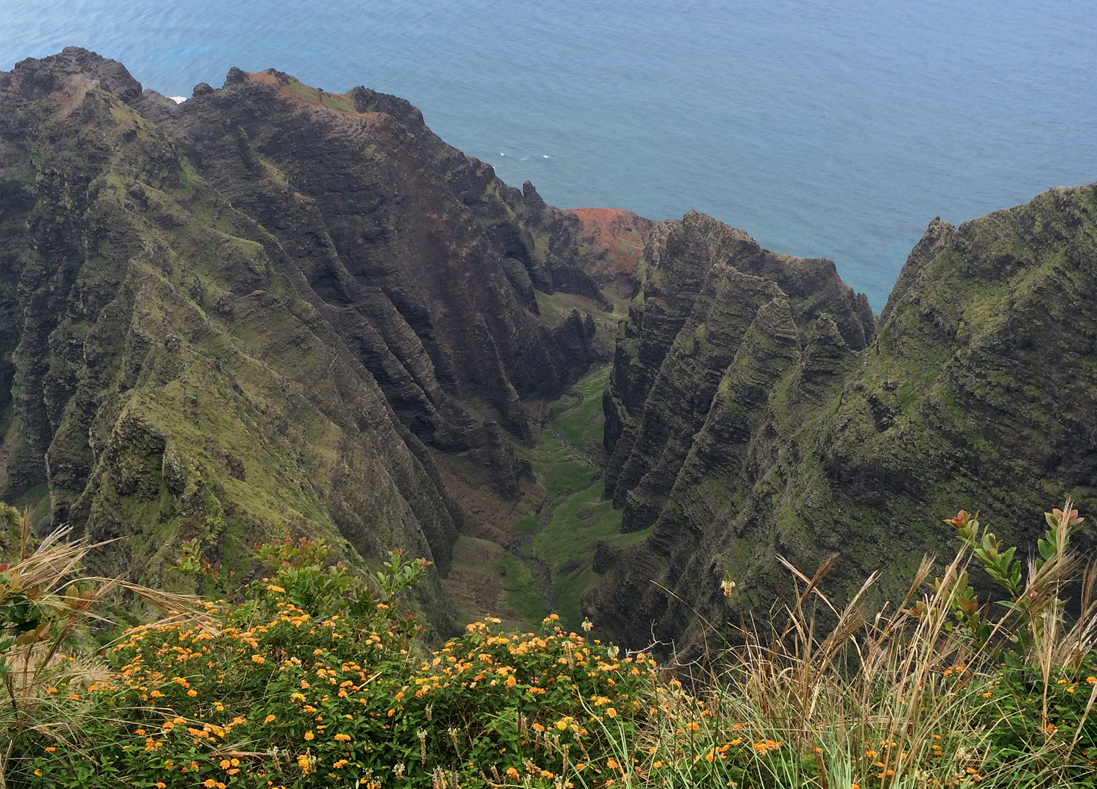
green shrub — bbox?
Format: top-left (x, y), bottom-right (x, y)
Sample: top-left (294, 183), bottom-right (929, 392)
top-left (3, 502), bottom-right (1097, 788)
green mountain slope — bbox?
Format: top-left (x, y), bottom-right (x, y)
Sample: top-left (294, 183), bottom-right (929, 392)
top-left (587, 189), bottom-right (1097, 651)
top-left (0, 48), bottom-right (612, 630)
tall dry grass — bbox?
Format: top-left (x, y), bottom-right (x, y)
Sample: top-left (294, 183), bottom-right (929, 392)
top-left (586, 503), bottom-right (1097, 787)
top-left (0, 507), bottom-right (208, 786)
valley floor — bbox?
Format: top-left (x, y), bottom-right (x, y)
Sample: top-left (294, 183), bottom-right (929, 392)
top-left (439, 364), bottom-right (650, 632)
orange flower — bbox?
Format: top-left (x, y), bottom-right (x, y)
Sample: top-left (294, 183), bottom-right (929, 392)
top-left (264, 714), bottom-right (276, 724)
top-left (304, 730), bottom-right (314, 741)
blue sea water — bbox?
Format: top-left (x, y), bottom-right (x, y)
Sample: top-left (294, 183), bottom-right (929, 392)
top-left (2, 0), bottom-right (1095, 310)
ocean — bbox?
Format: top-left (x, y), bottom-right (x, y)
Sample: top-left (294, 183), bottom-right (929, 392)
top-left (2, 0), bottom-right (1095, 310)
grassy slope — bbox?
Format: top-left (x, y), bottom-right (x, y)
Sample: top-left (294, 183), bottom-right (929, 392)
top-left (535, 289), bottom-right (630, 361)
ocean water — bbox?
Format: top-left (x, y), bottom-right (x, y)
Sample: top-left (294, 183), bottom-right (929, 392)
top-left (2, 0), bottom-right (1095, 310)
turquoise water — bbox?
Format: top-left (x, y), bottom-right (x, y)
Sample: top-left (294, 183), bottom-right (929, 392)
top-left (3, 0), bottom-right (1095, 309)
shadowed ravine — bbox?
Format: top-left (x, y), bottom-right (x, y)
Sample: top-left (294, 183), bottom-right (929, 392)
top-left (510, 384), bottom-right (606, 614)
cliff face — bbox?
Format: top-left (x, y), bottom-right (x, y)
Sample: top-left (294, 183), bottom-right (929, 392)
top-left (586, 187), bottom-right (1097, 651)
top-left (0, 48), bottom-right (602, 627)
top-left (601, 211), bottom-right (874, 533)
top-left (3, 48), bottom-right (1095, 649)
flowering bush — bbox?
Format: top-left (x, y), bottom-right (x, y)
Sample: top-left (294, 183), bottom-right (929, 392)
top-left (6, 504), bottom-right (1097, 788)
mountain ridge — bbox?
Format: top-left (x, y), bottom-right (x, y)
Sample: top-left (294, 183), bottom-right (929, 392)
top-left (2, 48), bottom-right (1092, 652)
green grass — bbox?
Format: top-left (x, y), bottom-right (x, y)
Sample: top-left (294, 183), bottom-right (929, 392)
top-left (542, 457), bottom-right (598, 494)
top-left (556, 367), bottom-right (610, 452)
top-left (501, 552), bottom-right (548, 622)
top-left (528, 482), bottom-right (651, 628)
top-left (513, 515), bottom-right (541, 535)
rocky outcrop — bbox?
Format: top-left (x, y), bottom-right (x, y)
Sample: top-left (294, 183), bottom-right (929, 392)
top-left (587, 187), bottom-right (1097, 653)
top-left (0, 49), bottom-right (603, 632)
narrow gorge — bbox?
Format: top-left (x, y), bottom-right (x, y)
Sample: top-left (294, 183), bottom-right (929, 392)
top-left (1, 48), bottom-right (1095, 655)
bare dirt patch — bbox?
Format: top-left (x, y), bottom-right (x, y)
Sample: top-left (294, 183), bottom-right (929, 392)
top-left (569, 208), bottom-right (654, 280)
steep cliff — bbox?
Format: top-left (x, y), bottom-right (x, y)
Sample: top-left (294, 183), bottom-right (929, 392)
top-left (587, 187), bottom-right (1097, 652)
top-left (0, 48), bottom-right (603, 628)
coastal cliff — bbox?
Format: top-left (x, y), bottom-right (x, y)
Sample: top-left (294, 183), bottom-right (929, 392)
top-left (0, 48), bottom-right (607, 628)
top-left (1, 48), bottom-right (1094, 651)
top-left (586, 187), bottom-right (1097, 651)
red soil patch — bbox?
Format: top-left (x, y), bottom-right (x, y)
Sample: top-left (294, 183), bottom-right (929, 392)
top-left (245, 70), bottom-right (383, 121)
top-left (569, 208), bottom-right (654, 280)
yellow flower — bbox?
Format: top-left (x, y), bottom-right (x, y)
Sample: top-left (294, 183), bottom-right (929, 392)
top-left (506, 767), bottom-right (520, 779)
top-left (187, 689), bottom-right (198, 697)
top-left (304, 730), bottom-right (314, 741)
top-left (605, 707), bottom-right (617, 719)
top-left (204, 781), bottom-right (218, 788)
top-left (251, 655), bottom-right (265, 665)
top-left (264, 714), bottom-right (276, 724)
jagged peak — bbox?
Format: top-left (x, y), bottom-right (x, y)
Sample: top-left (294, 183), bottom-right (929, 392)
top-left (2, 46), bottom-right (142, 104)
top-left (880, 215), bottom-right (957, 324)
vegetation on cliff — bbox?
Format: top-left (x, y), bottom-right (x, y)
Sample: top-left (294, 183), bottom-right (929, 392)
top-left (589, 185), bottom-right (1097, 654)
top-left (0, 47), bottom-right (616, 631)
